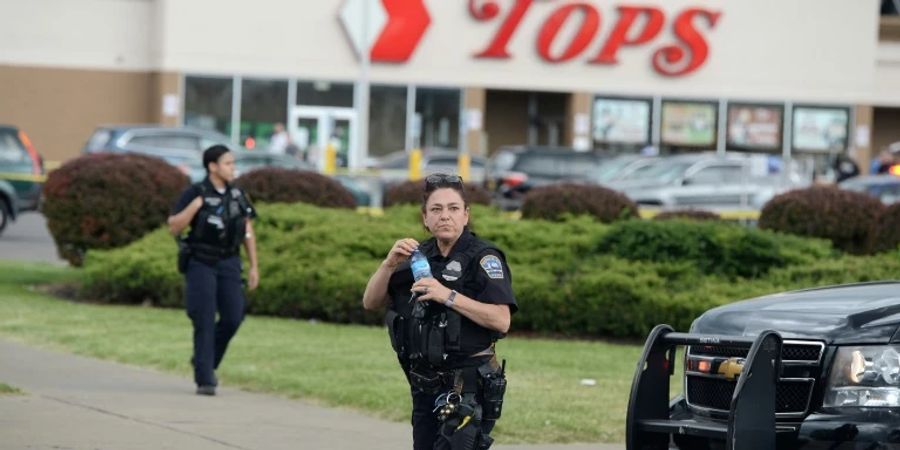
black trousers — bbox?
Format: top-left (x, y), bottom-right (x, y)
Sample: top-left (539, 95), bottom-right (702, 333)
top-left (410, 379), bottom-right (496, 450)
top-left (184, 256), bottom-right (245, 387)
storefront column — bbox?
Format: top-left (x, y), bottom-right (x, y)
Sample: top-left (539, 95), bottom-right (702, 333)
top-left (567, 92), bottom-right (592, 150)
top-left (462, 87), bottom-right (486, 156)
top-left (854, 105), bottom-right (874, 175)
top-left (151, 71), bottom-right (181, 127)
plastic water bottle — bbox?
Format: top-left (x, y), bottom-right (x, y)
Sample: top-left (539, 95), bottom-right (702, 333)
top-left (410, 249), bottom-right (432, 281)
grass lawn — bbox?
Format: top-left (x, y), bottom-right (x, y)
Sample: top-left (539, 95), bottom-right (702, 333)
top-left (0, 260), bottom-right (683, 444)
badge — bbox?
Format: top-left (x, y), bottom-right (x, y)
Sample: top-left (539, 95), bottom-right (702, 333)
top-left (231, 188), bottom-right (242, 197)
top-left (480, 255), bottom-right (504, 280)
top-left (442, 260), bottom-right (463, 281)
top-left (205, 197), bottom-right (222, 207)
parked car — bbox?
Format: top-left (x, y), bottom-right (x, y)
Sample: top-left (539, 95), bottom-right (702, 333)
top-left (602, 153), bottom-right (807, 210)
top-left (838, 174), bottom-right (900, 204)
top-left (629, 281), bottom-right (900, 449)
top-left (83, 125), bottom-right (234, 155)
top-left (0, 125), bottom-right (45, 235)
top-left (486, 146), bottom-right (607, 210)
top-left (372, 148), bottom-right (488, 186)
top-left (586, 154), bottom-right (657, 184)
top-left (82, 125), bottom-right (238, 181)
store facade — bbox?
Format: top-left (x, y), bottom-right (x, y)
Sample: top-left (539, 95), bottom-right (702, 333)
top-left (2, 0), bottom-right (899, 175)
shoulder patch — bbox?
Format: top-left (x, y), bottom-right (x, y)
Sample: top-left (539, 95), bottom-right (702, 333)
top-left (479, 255), bottom-right (504, 280)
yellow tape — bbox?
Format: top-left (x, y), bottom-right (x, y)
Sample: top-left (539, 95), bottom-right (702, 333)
top-left (0, 172), bottom-right (46, 183)
top-left (639, 208), bottom-right (759, 221)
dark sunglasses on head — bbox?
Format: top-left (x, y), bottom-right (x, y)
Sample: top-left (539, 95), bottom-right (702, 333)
top-left (425, 173), bottom-right (464, 188)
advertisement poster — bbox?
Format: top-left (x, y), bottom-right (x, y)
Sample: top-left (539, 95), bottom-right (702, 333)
top-left (661, 101), bottom-right (717, 147)
top-left (792, 107), bottom-right (849, 152)
top-left (592, 98), bottom-right (651, 145)
top-left (727, 104), bottom-right (783, 149)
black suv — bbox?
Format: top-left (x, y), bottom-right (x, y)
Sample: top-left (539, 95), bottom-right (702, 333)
top-left (627, 282), bottom-right (900, 449)
top-left (486, 146), bottom-right (607, 210)
top-left (0, 125), bottom-right (44, 235)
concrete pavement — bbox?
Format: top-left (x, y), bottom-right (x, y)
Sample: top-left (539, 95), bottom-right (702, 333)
top-left (0, 212), bottom-right (65, 265)
top-left (0, 339), bottom-right (619, 450)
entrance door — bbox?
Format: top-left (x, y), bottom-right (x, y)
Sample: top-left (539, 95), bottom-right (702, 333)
top-left (289, 106), bottom-right (356, 172)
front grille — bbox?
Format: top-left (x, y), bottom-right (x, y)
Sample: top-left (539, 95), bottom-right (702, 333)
top-left (689, 341), bottom-right (823, 362)
top-left (686, 376), bottom-right (814, 414)
top-left (685, 339), bottom-right (824, 417)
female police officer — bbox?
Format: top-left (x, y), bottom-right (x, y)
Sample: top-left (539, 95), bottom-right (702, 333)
top-left (167, 145), bottom-right (258, 396)
top-left (363, 174), bottom-right (517, 450)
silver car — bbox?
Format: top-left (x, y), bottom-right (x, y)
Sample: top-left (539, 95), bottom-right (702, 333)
top-left (602, 153), bottom-right (809, 210)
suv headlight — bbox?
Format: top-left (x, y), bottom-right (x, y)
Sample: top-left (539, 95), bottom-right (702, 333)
top-left (825, 346), bottom-right (900, 407)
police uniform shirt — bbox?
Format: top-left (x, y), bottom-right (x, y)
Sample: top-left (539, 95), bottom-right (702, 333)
top-left (388, 227), bottom-right (518, 356)
top-left (172, 178), bottom-right (257, 247)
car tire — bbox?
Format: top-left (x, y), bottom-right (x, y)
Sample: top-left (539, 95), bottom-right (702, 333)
top-left (0, 198), bottom-right (8, 237)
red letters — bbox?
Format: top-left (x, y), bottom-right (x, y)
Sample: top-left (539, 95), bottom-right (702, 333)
top-left (470, 0), bottom-right (534, 58)
top-left (467, 1), bottom-right (721, 77)
top-left (652, 8), bottom-right (721, 77)
top-left (537, 3), bottom-right (600, 62)
top-left (591, 6), bottom-right (664, 64)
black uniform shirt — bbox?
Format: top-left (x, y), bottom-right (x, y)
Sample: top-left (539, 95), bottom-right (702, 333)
top-left (172, 178), bottom-right (257, 248)
top-left (420, 228), bottom-right (518, 315)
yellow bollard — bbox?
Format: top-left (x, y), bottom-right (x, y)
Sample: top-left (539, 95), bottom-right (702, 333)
top-left (457, 152), bottom-right (471, 183)
top-left (409, 148), bottom-right (423, 180)
top-left (324, 143), bottom-right (337, 175)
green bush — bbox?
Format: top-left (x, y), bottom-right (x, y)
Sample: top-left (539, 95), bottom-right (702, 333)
top-left (598, 220), bottom-right (833, 278)
top-left (235, 167), bottom-right (356, 208)
top-left (654, 209), bottom-right (720, 221)
top-left (521, 183), bottom-right (639, 223)
top-left (759, 186), bottom-right (884, 254)
top-left (871, 203), bottom-right (900, 254)
top-left (383, 180), bottom-right (491, 207)
top-left (42, 153), bottom-right (188, 266)
top-left (81, 202), bottom-right (900, 339)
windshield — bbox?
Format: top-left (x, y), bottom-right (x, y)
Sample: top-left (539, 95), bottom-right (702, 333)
top-left (591, 158), bottom-right (639, 182)
top-left (625, 161), bottom-right (693, 183)
top-left (513, 153), bottom-right (600, 178)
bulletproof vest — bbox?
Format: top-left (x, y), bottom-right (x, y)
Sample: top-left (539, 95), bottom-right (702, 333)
top-left (186, 181), bottom-right (248, 258)
top-left (385, 234), bottom-right (507, 370)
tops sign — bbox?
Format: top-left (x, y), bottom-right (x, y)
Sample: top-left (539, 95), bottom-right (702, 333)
top-left (468, 0), bottom-right (722, 77)
top-left (341, 0), bottom-right (721, 77)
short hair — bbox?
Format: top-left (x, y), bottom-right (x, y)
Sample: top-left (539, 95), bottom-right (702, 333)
top-left (202, 145), bottom-right (231, 173)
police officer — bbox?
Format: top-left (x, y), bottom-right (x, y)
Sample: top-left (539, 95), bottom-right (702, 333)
top-left (167, 145), bottom-right (258, 396)
top-left (363, 174), bottom-right (517, 450)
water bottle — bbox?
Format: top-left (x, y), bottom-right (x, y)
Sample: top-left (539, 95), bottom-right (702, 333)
top-left (410, 249), bottom-right (432, 281)
top-left (409, 249), bottom-right (432, 311)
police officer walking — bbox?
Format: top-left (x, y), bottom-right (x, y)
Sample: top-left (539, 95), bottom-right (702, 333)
top-left (167, 145), bottom-right (258, 396)
top-left (363, 174), bottom-right (517, 449)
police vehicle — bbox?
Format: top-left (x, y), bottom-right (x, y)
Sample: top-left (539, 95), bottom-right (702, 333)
top-left (627, 281), bottom-right (900, 449)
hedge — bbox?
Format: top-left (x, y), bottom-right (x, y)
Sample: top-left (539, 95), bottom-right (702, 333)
top-left (521, 183), bottom-right (639, 223)
top-left (383, 180), bottom-right (492, 207)
top-left (42, 153), bottom-right (188, 265)
top-left (81, 202), bottom-right (900, 338)
top-left (235, 167), bottom-right (356, 209)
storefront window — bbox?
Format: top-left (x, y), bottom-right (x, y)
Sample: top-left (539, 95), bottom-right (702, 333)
top-left (297, 81), bottom-right (354, 107)
top-left (184, 76), bottom-right (233, 136)
top-left (415, 88), bottom-right (460, 149)
top-left (240, 79), bottom-right (288, 150)
top-left (660, 100), bottom-right (718, 154)
top-left (369, 85), bottom-right (407, 157)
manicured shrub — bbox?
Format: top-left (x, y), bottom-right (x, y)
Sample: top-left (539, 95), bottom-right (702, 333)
top-left (234, 167), bottom-right (355, 209)
top-left (871, 203), bottom-right (900, 253)
top-left (598, 219), bottom-right (833, 278)
top-left (521, 183), bottom-right (638, 223)
top-left (80, 201), bottom-right (900, 339)
top-left (654, 209), bottom-right (720, 221)
top-left (758, 186), bottom-right (884, 254)
top-left (42, 153), bottom-right (188, 266)
top-left (383, 180), bottom-right (491, 207)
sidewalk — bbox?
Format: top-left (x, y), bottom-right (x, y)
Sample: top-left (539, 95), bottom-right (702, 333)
top-left (0, 339), bottom-right (620, 450)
